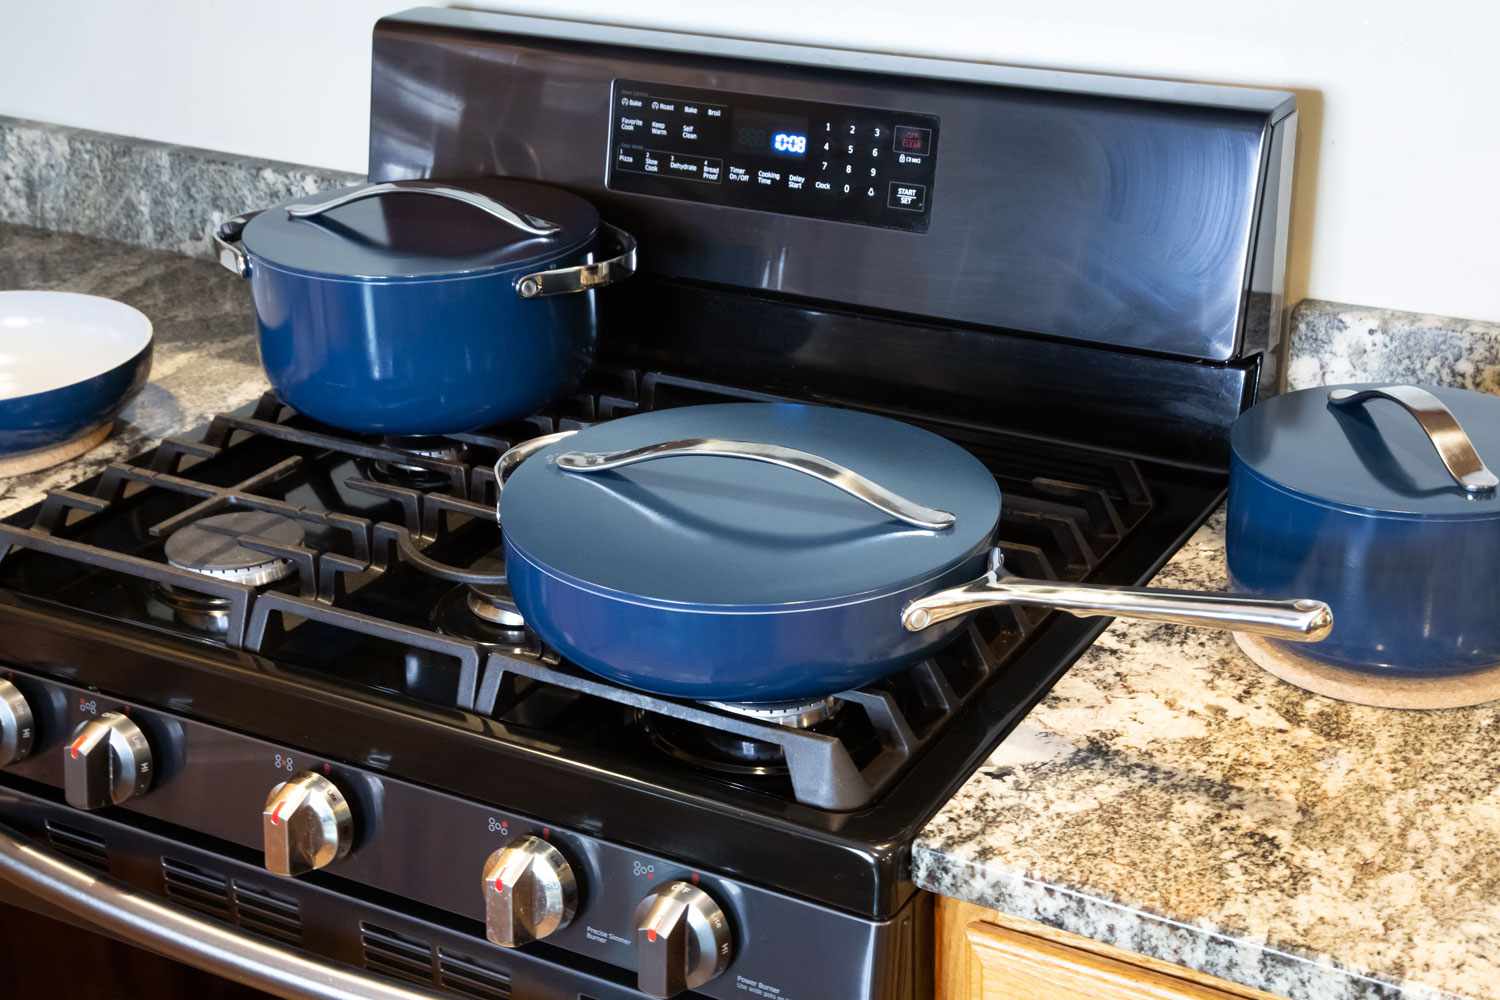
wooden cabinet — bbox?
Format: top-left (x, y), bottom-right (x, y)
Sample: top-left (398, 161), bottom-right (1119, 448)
top-left (935, 896), bottom-right (1278, 1000)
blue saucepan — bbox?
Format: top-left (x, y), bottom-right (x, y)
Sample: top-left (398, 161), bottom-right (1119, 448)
top-left (1230, 383), bottom-right (1500, 677)
top-left (0, 291), bottom-right (153, 464)
top-left (496, 403), bottom-right (1331, 702)
top-left (213, 178), bottom-right (636, 436)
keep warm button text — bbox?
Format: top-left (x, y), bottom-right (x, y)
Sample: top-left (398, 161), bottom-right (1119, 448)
top-left (887, 181), bottom-right (927, 212)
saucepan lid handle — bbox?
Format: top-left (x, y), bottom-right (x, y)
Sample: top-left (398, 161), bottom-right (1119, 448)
top-left (1328, 385), bottom-right (1499, 495)
top-left (286, 180), bottom-right (561, 237)
top-left (554, 437), bottom-right (956, 530)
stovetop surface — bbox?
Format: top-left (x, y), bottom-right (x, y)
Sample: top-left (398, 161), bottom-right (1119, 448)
top-left (0, 365), bottom-right (1225, 917)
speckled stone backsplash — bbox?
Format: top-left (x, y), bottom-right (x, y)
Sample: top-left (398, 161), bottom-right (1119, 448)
top-left (0, 116), bottom-right (360, 260)
top-left (1288, 300), bottom-right (1500, 392)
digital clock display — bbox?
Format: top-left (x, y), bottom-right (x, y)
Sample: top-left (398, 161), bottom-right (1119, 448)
top-left (732, 108), bottom-right (809, 158)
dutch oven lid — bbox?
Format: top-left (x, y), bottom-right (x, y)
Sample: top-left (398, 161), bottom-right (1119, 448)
top-left (1232, 383), bottom-right (1500, 519)
top-left (501, 403), bottom-right (1002, 609)
top-left (240, 178), bottom-right (599, 281)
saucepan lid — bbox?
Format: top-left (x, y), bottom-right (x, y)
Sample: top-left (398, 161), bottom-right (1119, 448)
top-left (1232, 383), bottom-right (1500, 520)
top-left (500, 403), bottom-right (1002, 611)
top-left (239, 177), bottom-right (600, 282)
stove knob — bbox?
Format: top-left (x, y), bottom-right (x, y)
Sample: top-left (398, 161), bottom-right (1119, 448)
top-left (0, 680), bottom-right (35, 767)
top-left (633, 881), bottom-right (734, 998)
top-left (262, 772), bottom-right (353, 876)
top-left (63, 713), bottom-right (153, 810)
top-left (482, 835), bottom-right (579, 947)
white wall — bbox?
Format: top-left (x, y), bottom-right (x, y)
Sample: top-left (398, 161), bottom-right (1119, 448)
top-left (2, 1), bottom-right (1496, 323)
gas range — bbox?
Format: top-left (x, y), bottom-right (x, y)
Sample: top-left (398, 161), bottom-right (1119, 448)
top-left (0, 9), bottom-right (1296, 1000)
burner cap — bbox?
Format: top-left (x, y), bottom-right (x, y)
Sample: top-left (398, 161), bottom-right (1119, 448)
top-left (704, 697), bottom-right (841, 729)
top-left (164, 511), bottom-right (306, 587)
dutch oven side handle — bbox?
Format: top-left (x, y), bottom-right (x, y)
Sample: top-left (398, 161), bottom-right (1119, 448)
top-left (516, 223), bottom-right (638, 300)
top-left (1328, 385), bottom-right (1500, 495)
top-left (212, 210), bottom-right (261, 279)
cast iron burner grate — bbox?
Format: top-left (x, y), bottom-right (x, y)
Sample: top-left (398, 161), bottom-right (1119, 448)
top-left (0, 369), bottom-right (1153, 810)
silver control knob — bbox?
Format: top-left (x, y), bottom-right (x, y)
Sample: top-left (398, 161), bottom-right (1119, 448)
top-left (262, 772), bottom-right (353, 876)
top-left (633, 880), bottom-right (733, 998)
top-left (482, 835), bottom-right (579, 947)
top-left (63, 713), bottom-right (154, 810)
top-left (0, 680), bottom-right (35, 767)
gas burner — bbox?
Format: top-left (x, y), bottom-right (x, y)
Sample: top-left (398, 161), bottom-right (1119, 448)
top-left (645, 715), bottom-right (790, 778)
top-left (147, 586), bottom-right (235, 635)
top-left (704, 697), bottom-right (841, 729)
top-left (366, 436), bottom-right (468, 490)
top-left (163, 511), bottom-right (305, 586)
top-left (428, 553), bottom-right (534, 647)
top-left (466, 582), bottom-right (526, 628)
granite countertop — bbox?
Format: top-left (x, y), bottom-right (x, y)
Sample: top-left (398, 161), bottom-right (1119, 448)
top-left (0, 223), bottom-right (268, 519)
top-left (914, 509), bottom-right (1500, 1000)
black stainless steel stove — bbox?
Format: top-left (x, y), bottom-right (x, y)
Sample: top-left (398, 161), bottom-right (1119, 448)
top-left (0, 9), bottom-right (1296, 1000)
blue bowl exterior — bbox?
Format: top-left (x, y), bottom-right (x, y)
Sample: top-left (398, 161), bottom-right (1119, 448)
top-left (0, 341), bottom-right (152, 455)
top-left (248, 248), bottom-right (596, 436)
top-left (506, 537), bottom-right (985, 702)
top-left (1227, 456), bottom-right (1500, 676)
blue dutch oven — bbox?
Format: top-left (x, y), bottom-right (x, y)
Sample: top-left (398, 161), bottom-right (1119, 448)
top-left (213, 179), bottom-right (636, 436)
top-left (0, 291), bottom-right (153, 467)
top-left (1230, 383), bottom-right (1500, 676)
top-left (496, 403), bottom-right (1331, 703)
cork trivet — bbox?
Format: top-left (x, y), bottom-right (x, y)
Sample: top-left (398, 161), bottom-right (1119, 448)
top-left (0, 422), bottom-right (113, 478)
top-left (1236, 632), bottom-right (1500, 710)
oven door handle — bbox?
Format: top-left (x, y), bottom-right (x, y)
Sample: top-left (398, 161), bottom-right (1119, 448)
top-left (0, 822), bottom-right (445, 1000)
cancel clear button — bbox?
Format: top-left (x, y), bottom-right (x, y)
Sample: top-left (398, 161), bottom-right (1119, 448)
top-left (887, 181), bottom-right (926, 212)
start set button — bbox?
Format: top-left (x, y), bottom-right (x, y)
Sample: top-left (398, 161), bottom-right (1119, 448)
top-left (887, 181), bottom-right (927, 212)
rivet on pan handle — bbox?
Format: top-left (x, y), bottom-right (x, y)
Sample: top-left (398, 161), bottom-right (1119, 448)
top-left (1328, 385), bottom-right (1499, 495)
top-left (554, 437), bottom-right (956, 530)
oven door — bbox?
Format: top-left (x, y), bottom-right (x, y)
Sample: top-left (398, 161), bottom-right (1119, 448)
top-left (0, 818), bottom-right (442, 1000)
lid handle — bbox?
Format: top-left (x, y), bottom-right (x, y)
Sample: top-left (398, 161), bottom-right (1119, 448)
top-left (554, 438), bottom-right (956, 530)
top-left (285, 181), bottom-right (560, 237)
top-left (1328, 385), bottom-right (1499, 495)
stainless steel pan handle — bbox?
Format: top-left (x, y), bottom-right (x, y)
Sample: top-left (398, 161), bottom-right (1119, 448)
top-left (902, 551), bottom-right (1333, 641)
top-left (555, 437), bottom-right (956, 530)
top-left (516, 222), bottom-right (638, 299)
top-left (493, 430), bottom-right (579, 519)
top-left (1328, 385), bottom-right (1499, 494)
top-left (0, 821), bottom-right (444, 1000)
top-left (286, 180), bottom-right (561, 237)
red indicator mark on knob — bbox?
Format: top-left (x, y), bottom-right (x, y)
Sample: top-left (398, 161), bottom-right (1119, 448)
top-left (690, 872), bottom-right (700, 884)
top-left (542, 826), bottom-right (551, 838)
top-left (270, 802), bottom-right (285, 826)
top-left (68, 735), bottom-right (87, 760)
top-left (647, 929), bottom-right (658, 942)
top-left (493, 878), bottom-right (504, 892)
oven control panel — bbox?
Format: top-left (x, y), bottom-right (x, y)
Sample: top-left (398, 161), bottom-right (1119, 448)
top-left (607, 80), bottom-right (940, 232)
